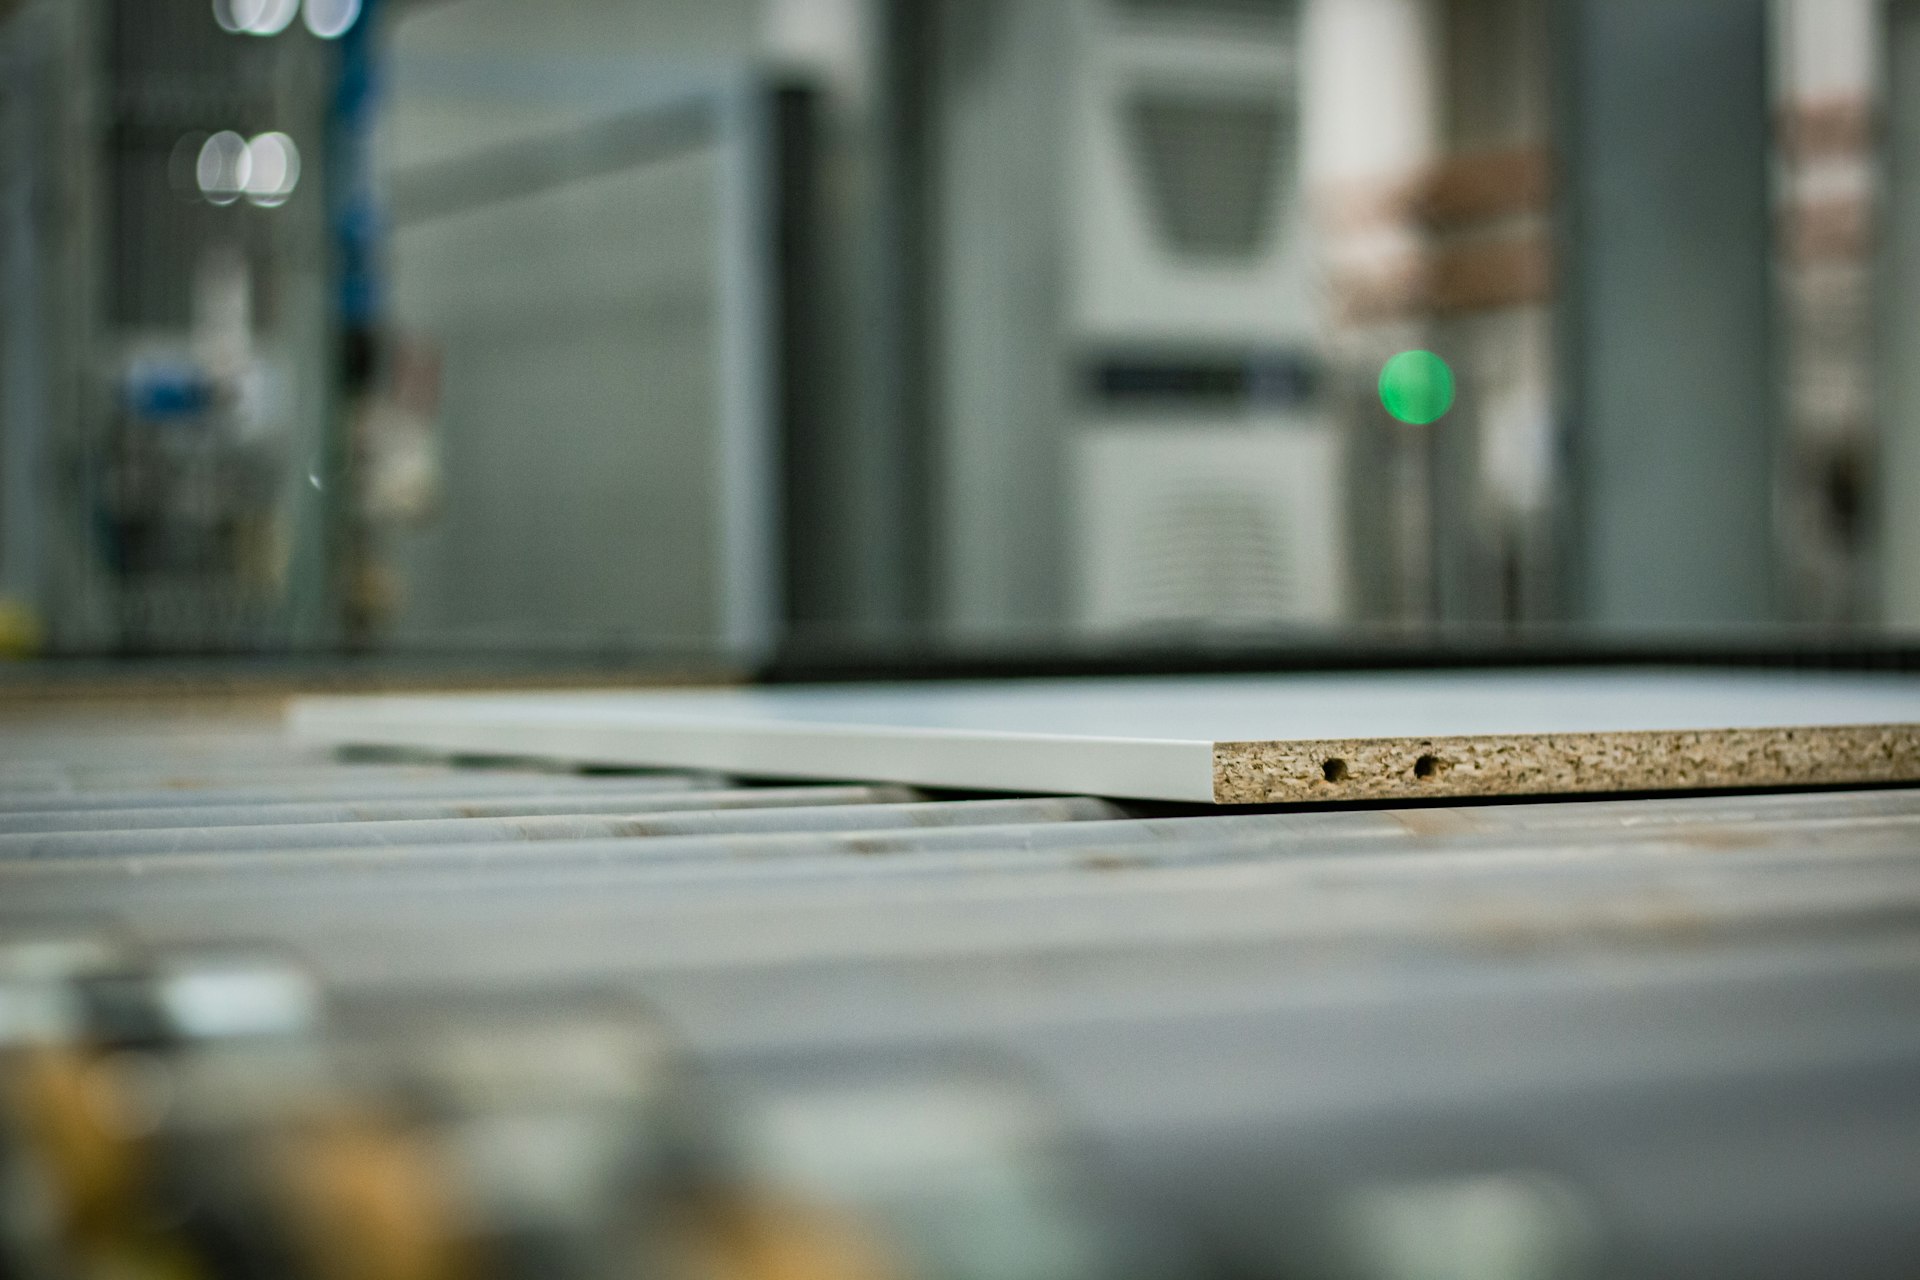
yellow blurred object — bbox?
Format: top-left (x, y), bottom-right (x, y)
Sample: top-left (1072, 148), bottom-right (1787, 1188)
top-left (670, 1195), bottom-right (905, 1280)
top-left (0, 598), bottom-right (44, 659)
top-left (270, 1111), bottom-right (475, 1280)
top-left (3, 1047), bottom-right (206, 1279)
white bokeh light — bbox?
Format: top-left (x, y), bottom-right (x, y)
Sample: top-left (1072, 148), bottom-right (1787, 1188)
top-left (247, 0), bottom-right (299, 35)
top-left (196, 131), bottom-right (251, 206)
top-left (211, 0), bottom-right (252, 33)
top-left (214, 0), bottom-right (299, 36)
top-left (302, 0), bottom-right (361, 39)
top-left (243, 133), bottom-right (301, 207)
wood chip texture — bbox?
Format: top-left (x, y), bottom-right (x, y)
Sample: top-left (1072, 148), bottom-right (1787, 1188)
top-left (1213, 725), bottom-right (1920, 804)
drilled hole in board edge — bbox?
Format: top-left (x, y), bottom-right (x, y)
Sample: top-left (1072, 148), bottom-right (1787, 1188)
top-left (1413, 754), bottom-right (1440, 781)
top-left (1321, 758), bottom-right (1349, 784)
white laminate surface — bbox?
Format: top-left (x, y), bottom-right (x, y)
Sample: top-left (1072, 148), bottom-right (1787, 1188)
top-left (290, 670), bottom-right (1920, 803)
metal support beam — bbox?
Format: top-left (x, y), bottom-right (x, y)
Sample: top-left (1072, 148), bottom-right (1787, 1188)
top-left (1555, 0), bottom-right (1779, 628)
top-left (1879, 0), bottom-right (1920, 627)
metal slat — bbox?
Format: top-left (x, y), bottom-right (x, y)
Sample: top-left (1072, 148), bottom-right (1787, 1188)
top-left (0, 769), bottom-right (720, 814)
top-left (9, 792), bottom-right (1919, 883)
top-left (0, 761), bottom-right (465, 793)
top-left (0, 796), bottom-right (1117, 860)
top-left (0, 784), bottom-right (928, 836)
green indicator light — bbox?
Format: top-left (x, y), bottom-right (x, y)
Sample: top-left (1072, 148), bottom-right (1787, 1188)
top-left (1378, 350), bottom-right (1456, 426)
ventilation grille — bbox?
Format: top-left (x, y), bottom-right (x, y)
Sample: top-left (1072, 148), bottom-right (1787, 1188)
top-left (1125, 91), bottom-right (1291, 259)
top-left (1133, 485), bottom-right (1297, 622)
top-left (1076, 424), bottom-right (1345, 630)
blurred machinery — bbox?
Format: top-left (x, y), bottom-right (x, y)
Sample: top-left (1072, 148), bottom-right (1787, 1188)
top-left (1065, 0), bottom-right (1344, 634)
top-left (903, 0), bottom-right (1902, 640)
top-left (342, 0), bottom-right (1887, 650)
top-left (918, 0), bottom-right (1345, 639)
top-left (0, 0), bottom-right (342, 654)
top-left (909, 0), bottom-right (1561, 637)
top-left (0, 0), bottom-right (1908, 656)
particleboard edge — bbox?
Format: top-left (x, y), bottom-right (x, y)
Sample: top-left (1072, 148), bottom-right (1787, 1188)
top-left (1212, 723), bottom-right (1920, 804)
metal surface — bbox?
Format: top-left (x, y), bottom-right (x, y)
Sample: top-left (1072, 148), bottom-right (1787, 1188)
top-left (0, 796), bottom-right (1120, 861)
top-left (1557, 0), bottom-right (1780, 626)
top-left (377, 68), bottom-right (807, 660)
top-left (0, 783), bottom-right (912, 834)
top-left (2, 698), bottom-right (1917, 1278)
top-left (1882, 0), bottom-right (1920, 625)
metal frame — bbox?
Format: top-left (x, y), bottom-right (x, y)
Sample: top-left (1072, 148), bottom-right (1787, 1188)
top-left (1553, 0), bottom-right (1781, 627)
top-left (380, 76), bottom-right (815, 661)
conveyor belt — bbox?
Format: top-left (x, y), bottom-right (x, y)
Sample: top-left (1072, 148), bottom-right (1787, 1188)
top-left (2, 702), bottom-right (1918, 1279)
